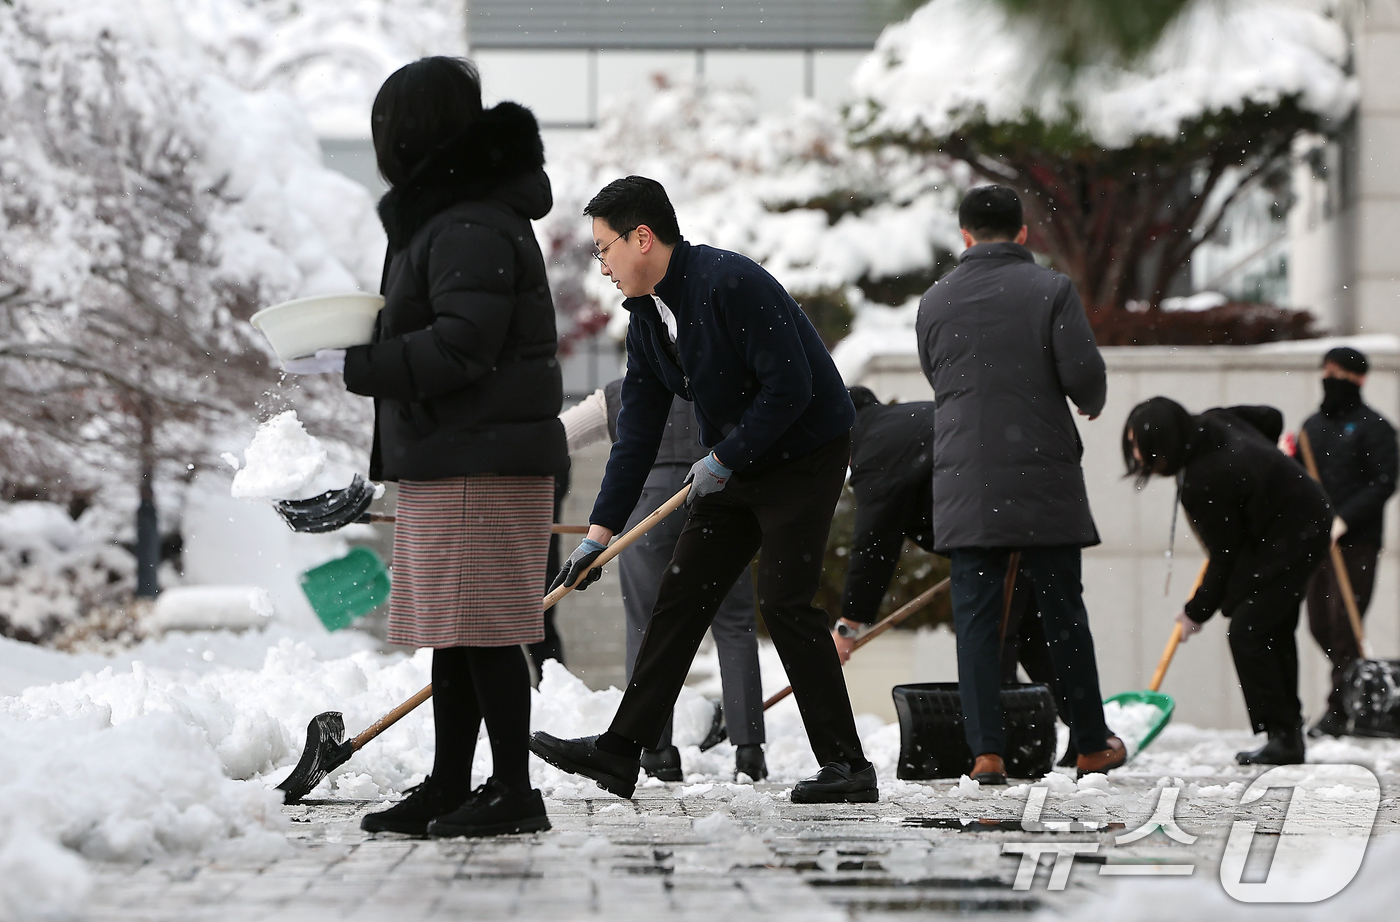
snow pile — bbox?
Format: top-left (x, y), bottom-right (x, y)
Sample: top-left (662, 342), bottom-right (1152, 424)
top-left (1103, 699), bottom-right (1168, 757)
top-left (851, 0), bottom-right (1356, 149)
top-left (543, 79), bottom-right (964, 337)
top-left (147, 587), bottom-right (275, 634)
top-left (0, 503), bottom-right (136, 645)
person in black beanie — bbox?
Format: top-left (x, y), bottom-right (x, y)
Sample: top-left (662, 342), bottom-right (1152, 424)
top-left (1125, 398), bottom-right (1331, 765)
top-left (1296, 347), bottom-right (1398, 737)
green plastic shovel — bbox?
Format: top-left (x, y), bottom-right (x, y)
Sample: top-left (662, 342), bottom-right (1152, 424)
top-left (1105, 561), bottom-right (1208, 758)
top-left (299, 546), bottom-right (391, 631)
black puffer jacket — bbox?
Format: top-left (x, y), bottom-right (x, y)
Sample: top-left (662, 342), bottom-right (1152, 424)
top-left (1182, 407), bottom-right (1331, 623)
top-left (343, 103), bottom-right (567, 482)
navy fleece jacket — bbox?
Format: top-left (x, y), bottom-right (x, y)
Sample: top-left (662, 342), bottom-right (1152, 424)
top-left (589, 239), bottom-right (855, 533)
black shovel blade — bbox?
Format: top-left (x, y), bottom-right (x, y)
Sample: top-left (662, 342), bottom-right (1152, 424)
top-left (277, 711), bottom-right (352, 804)
top-left (698, 700), bottom-right (727, 751)
top-left (275, 474), bottom-right (376, 534)
top-left (1343, 658), bottom-right (1400, 738)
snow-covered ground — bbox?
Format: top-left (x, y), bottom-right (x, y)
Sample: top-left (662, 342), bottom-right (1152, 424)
top-left (6, 626), bottom-right (1400, 920)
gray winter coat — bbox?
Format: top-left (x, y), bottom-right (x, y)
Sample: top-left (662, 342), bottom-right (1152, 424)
top-left (915, 242), bottom-right (1106, 551)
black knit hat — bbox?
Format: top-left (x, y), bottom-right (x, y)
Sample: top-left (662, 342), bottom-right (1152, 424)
top-left (1323, 346), bottom-right (1368, 376)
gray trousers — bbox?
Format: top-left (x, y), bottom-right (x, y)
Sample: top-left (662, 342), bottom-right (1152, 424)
top-left (619, 463), bottom-right (766, 748)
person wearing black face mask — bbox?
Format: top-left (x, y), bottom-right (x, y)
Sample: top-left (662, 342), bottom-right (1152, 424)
top-left (1296, 347), bottom-right (1398, 738)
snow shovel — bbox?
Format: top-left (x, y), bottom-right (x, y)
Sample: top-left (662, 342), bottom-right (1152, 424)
top-left (300, 546), bottom-right (392, 632)
top-left (1101, 560), bottom-right (1210, 758)
top-left (1298, 431), bottom-right (1400, 736)
top-left (276, 484), bottom-right (692, 803)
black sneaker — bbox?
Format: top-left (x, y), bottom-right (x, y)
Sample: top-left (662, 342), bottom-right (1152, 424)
top-left (426, 779), bottom-right (551, 838)
top-left (1236, 728), bottom-right (1306, 766)
top-left (360, 776), bottom-right (470, 836)
top-left (734, 744), bottom-right (767, 782)
top-left (1308, 712), bottom-right (1347, 739)
top-left (790, 761), bottom-right (878, 804)
top-left (640, 745), bottom-right (683, 782)
top-left (529, 732), bottom-right (639, 799)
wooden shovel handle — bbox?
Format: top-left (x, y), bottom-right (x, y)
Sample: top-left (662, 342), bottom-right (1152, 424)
top-left (353, 684), bottom-right (433, 750)
top-left (363, 512), bottom-right (588, 534)
top-left (1150, 560), bottom-right (1209, 692)
top-left (761, 577), bottom-right (952, 709)
top-left (349, 487), bottom-right (692, 748)
top-left (542, 485), bottom-right (691, 611)
top-left (1297, 429), bottom-right (1369, 657)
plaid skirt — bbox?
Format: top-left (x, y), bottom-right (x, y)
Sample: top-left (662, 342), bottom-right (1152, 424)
top-left (387, 476), bottom-right (553, 648)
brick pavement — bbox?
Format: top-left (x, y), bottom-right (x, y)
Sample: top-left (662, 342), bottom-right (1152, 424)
top-left (79, 768), bottom-right (1400, 921)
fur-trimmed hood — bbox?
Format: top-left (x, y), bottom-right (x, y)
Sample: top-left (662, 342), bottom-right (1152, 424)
top-left (377, 102), bottom-right (550, 254)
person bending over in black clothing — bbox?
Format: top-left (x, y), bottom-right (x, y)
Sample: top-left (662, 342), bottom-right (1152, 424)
top-left (1124, 398), bottom-right (1331, 766)
top-left (833, 387), bottom-right (1078, 764)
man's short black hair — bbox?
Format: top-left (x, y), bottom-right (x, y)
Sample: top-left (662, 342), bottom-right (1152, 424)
top-left (1323, 346), bottom-right (1368, 376)
top-left (958, 185), bottom-right (1023, 241)
top-left (584, 176), bottom-right (681, 245)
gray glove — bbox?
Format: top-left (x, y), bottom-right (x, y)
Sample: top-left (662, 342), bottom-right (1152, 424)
top-left (549, 538), bottom-right (606, 592)
top-left (683, 453), bottom-right (732, 508)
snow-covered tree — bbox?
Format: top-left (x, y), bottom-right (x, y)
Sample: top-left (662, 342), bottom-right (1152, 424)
top-left (0, 1), bottom-right (383, 607)
top-left (850, 0), bottom-right (1357, 335)
top-left (543, 77), bottom-right (965, 349)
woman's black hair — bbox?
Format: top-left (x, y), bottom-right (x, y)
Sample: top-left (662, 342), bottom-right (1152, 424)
top-left (1122, 397), bottom-right (1196, 487)
top-left (847, 385), bottom-right (881, 411)
top-left (372, 57), bottom-right (483, 188)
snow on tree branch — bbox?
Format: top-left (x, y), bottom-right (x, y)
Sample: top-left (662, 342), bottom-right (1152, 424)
top-left (851, 0), bottom-right (1356, 150)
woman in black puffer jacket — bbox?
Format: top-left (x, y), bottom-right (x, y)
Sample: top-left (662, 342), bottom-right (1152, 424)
top-left (289, 57), bottom-right (567, 838)
top-left (1123, 398), bottom-right (1329, 767)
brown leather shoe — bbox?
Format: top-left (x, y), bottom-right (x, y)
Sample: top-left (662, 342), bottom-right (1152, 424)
top-left (1076, 736), bottom-right (1127, 778)
top-left (970, 753), bottom-right (1007, 785)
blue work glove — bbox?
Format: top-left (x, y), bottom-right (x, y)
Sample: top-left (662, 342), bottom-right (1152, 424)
top-left (549, 538), bottom-right (607, 592)
top-left (683, 453), bottom-right (732, 508)
top-left (283, 349), bottom-right (346, 375)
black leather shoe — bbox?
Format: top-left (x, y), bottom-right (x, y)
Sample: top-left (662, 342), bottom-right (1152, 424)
top-left (791, 761), bottom-right (878, 804)
top-left (734, 744), bottom-right (767, 782)
top-left (640, 745), bottom-right (683, 782)
top-left (360, 775), bottom-right (470, 836)
top-left (1236, 728), bottom-right (1306, 766)
top-left (426, 779), bottom-right (551, 838)
top-left (1308, 712), bottom-right (1348, 739)
top-left (529, 732), bottom-right (638, 799)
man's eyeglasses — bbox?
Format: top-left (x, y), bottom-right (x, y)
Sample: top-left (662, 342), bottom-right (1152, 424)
top-left (593, 228), bottom-right (636, 265)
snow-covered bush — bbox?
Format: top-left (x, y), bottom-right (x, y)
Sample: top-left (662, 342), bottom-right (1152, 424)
top-left (542, 77), bottom-right (966, 349)
top-left (0, 1), bottom-right (387, 606)
top-left (850, 0), bottom-right (1357, 331)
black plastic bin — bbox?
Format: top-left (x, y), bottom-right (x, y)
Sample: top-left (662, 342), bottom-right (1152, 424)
top-left (892, 682), bottom-right (1057, 780)
top-left (1343, 658), bottom-right (1400, 738)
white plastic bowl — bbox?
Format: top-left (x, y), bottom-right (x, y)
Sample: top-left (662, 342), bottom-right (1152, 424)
top-left (250, 292), bottom-right (384, 361)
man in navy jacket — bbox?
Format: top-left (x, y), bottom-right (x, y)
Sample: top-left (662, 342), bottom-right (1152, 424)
top-left (530, 176), bottom-right (873, 803)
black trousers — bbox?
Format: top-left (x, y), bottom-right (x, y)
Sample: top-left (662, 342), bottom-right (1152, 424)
top-left (1228, 564), bottom-right (1318, 736)
top-left (619, 463), bottom-right (764, 749)
top-left (1305, 542), bottom-right (1378, 720)
top-left (949, 546), bottom-right (1109, 757)
top-left (609, 434), bottom-right (865, 767)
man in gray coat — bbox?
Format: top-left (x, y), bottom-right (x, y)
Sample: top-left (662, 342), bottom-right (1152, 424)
top-left (916, 185), bottom-right (1124, 783)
